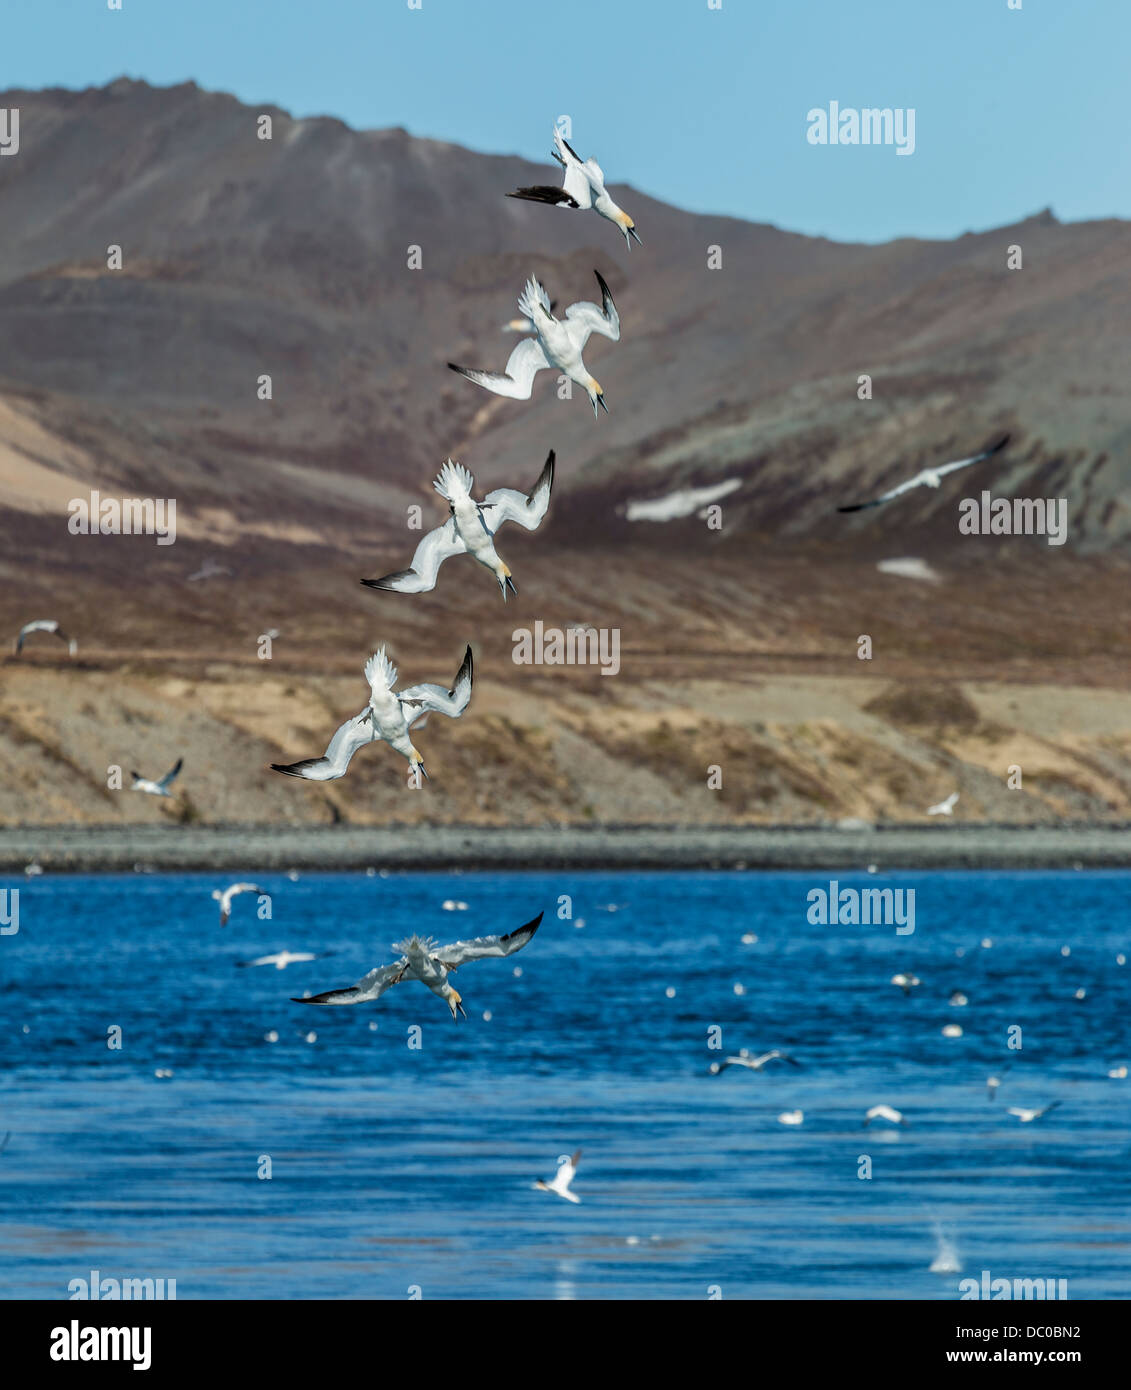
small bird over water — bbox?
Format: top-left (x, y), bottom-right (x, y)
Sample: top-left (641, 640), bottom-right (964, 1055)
top-left (271, 645), bottom-right (472, 783)
top-left (709, 1049), bottom-right (801, 1075)
top-left (238, 950), bottom-right (331, 971)
top-left (362, 454), bottom-right (554, 601)
top-left (449, 271), bottom-right (620, 418)
top-left (212, 882), bottom-right (264, 927)
top-left (131, 757), bottom-right (183, 798)
top-left (507, 127), bottom-right (641, 249)
top-left (1007, 1101), bottom-right (1061, 1124)
top-left (863, 1104), bottom-right (906, 1127)
top-left (13, 619), bottom-right (77, 657)
top-left (534, 1150), bottom-right (582, 1203)
top-left (293, 912), bottom-right (543, 1019)
top-left (927, 792), bottom-right (960, 816)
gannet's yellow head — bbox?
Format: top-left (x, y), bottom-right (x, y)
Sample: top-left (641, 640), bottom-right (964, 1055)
top-left (409, 748), bottom-right (428, 783)
top-left (618, 211), bottom-right (642, 247)
top-left (588, 379), bottom-right (609, 418)
top-left (445, 986), bottom-right (465, 1020)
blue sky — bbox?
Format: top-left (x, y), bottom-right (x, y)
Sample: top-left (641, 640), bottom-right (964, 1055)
top-left (3, 0), bottom-right (1126, 243)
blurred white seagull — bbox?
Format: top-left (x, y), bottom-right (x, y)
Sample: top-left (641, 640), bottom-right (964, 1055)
top-left (212, 882), bottom-right (264, 927)
top-left (927, 792), bottom-right (959, 816)
top-left (131, 758), bottom-right (183, 798)
top-left (293, 911), bottom-right (543, 1019)
top-left (238, 950), bottom-right (332, 971)
top-left (709, 1049), bottom-right (802, 1075)
top-left (271, 645), bottom-right (473, 783)
top-left (361, 453), bottom-right (554, 601)
top-left (534, 1150), bottom-right (582, 1203)
top-left (863, 1105), bottom-right (906, 1127)
top-left (507, 128), bottom-right (641, 249)
top-left (14, 619), bottom-right (77, 657)
top-left (449, 271), bottom-right (620, 418)
top-left (838, 435), bottom-right (1009, 513)
top-left (1007, 1101), bottom-right (1061, 1124)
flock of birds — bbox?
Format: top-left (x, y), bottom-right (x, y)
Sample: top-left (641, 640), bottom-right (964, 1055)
top-left (5, 125), bottom-right (1106, 1227)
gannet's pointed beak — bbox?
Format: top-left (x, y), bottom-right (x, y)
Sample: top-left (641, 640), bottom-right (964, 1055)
top-left (415, 760), bottom-right (429, 781)
top-left (627, 225), bottom-right (643, 247)
top-left (597, 392), bottom-right (609, 414)
top-left (505, 575), bottom-right (518, 597)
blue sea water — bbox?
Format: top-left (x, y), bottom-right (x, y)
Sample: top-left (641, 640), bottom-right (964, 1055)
top-left (0, 868), bottom-right (1128, 1301)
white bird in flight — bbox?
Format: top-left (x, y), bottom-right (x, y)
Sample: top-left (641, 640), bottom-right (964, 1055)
top-left (361, 454), bottom-right (554, 601)
top-left (838, 435), bottom-right (1009, 512)
top-left (1007, 1101), bottom-right (1061, 1124)
top-left (271, 645), bottom-right (473, 783)
top-left (891, 972), bottom-right (921, 995)
top-left (212, 882), bottom-right (264, 927)
top-left (131, 757), bottom-right (183, 798)
top-left (238, 950), bottom-right (331, 971)
top-left (534, 1150), bottom-right (582, 1203)
top-left (863, 1105), bottom-right (906, 1127)
top-left (986, 1063), bottom-right (1011, 1100)
top-left (927, 792), bottom-right (959, 816)
top-left (13, 619), bottom-right (77, 657)
top-left (709, 1049), bottom-right (802, 1075)
top-left (507, 127), bottom-right (641, 249)
top-left (449, 271), bottom-right (620, 417)
top-left (293, 912), bottom-right (543, 1020)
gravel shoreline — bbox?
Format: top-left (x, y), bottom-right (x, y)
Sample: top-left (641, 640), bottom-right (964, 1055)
top-left (1, 823), bottom-right (1129, 873)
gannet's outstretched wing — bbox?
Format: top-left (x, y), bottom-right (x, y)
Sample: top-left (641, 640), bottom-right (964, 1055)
top-left (295, 958), bottom-right (406, 1005)
top-left (563, 271), bottom-right (620, 350)
top-left (481, 452), bottom-right (555, 532)
top-left (435, 911), bottom-right (543, 967)
top-left (448, 338), bottom-right (550, 400)
top-left (362, 519), bottom-right (468, 595)
top-left (398, 646), bottom-right (473, 728)
top-left (156, 757), bottom-right (183, 790)
top-left (271, 710), bottom-right (375, 781)
top-left (15, 619), bottom-right (76, 656)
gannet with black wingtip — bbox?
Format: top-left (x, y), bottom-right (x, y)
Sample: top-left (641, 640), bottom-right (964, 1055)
top-left (212, 881), bottom-right (264, 927)
top-left (507, 128), bottom-right (641, 250)
top-left (14, 619), bottom-right (77, 657)
top-left (534, 1149), bottom-right (582, 1203)
top-left (448, 270), bottom-right (620, 418)
top-left (709, 1049), bottom-right (802, 1075)
top-left (131, 757), bottom-right (183, 798)
top-left (838, 435), bottom-right (1010, 513)
top-left (237, 950), bottom-right (331, 970)
top-left (863, 1105), bottom-right (906, 1127)
top-left (1007, 1100), bottom-right (1061, 1123)
top-left (270, 644), bottom-right (472, 783)
top-left (361, 454), bottom-right (554, 602)
top-left (293, 911), bottom-right (543, 1019)
top-left (928, 792), bottom-right (959, 816)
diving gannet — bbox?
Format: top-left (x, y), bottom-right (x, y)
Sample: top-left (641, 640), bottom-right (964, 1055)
top-left (534, 1149), bottom-right (582, 1203)
top-left (270, 645), bottom-right (472, 783)
top-left (449, 271), bottom-right (620, 418)
top-left (507, 128), bottom-right (641, 249)
top-left (294, 911), bottom-right (543, 1019)
top-left (361, 454), bottom-right (554, 601)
